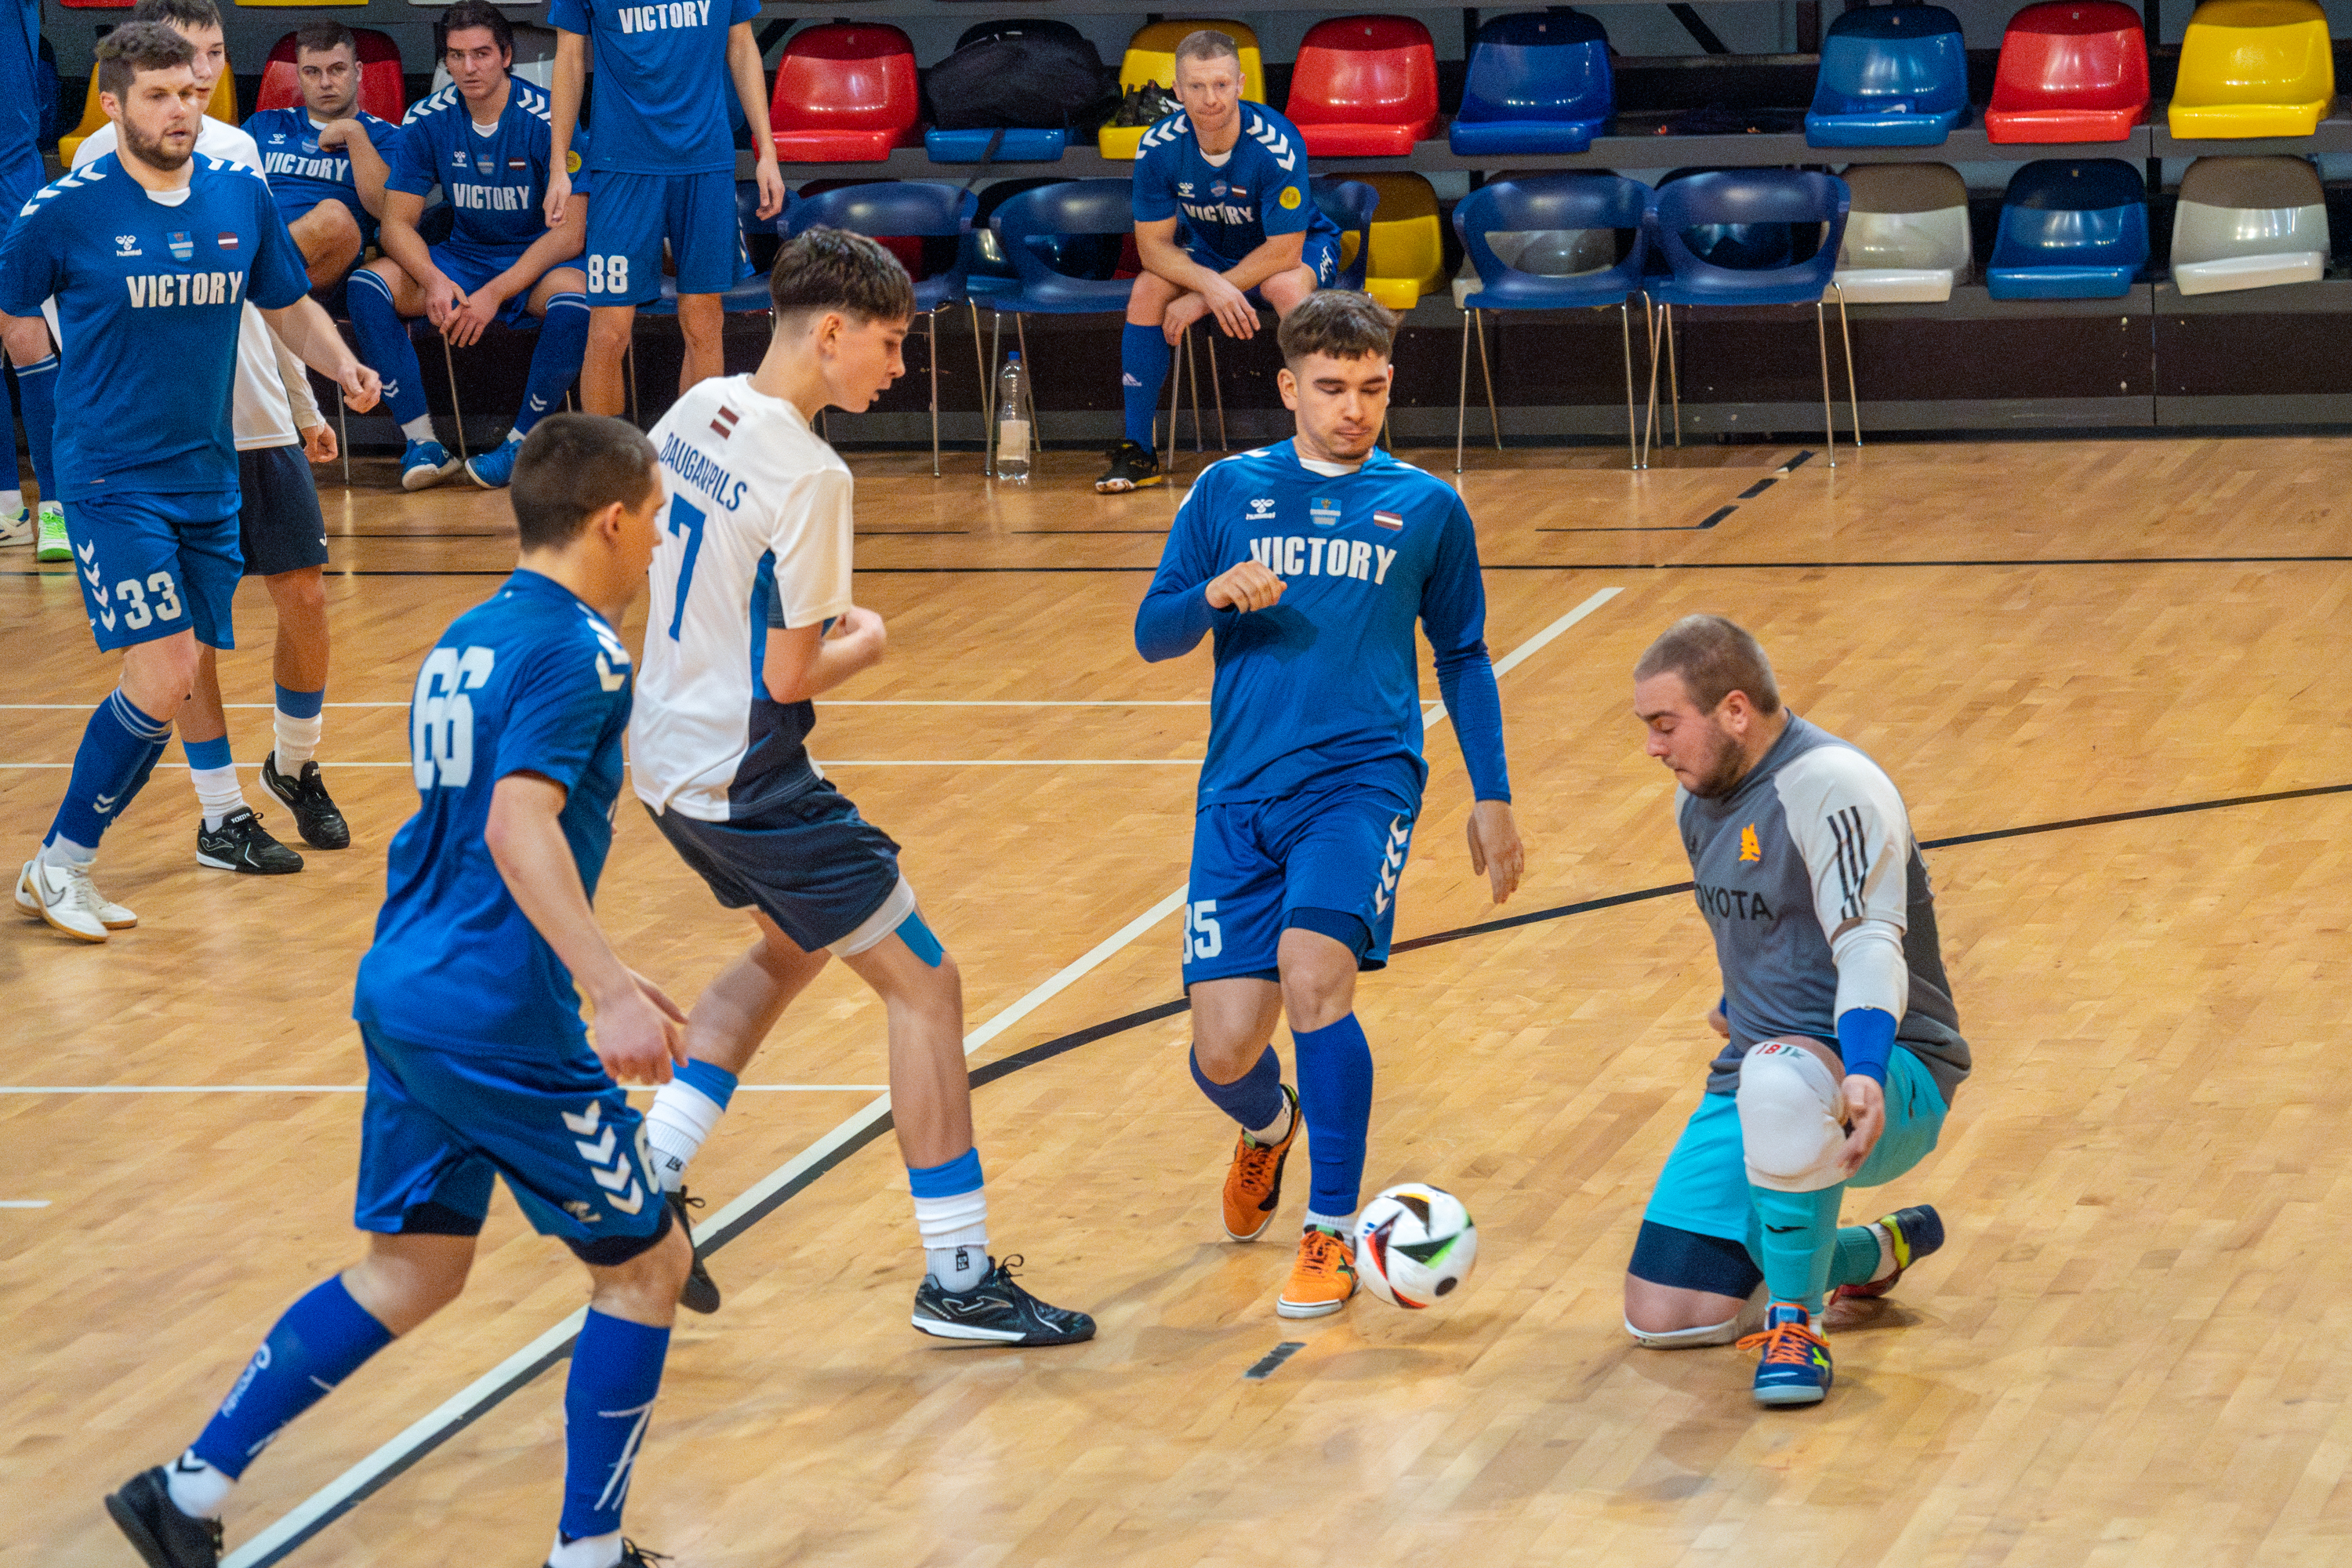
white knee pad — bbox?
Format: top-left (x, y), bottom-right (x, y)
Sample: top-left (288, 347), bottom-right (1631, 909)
top-left (1737, 1040), bottom-right (1848, 1193)
top-left (1624, 1285), bottom-right (1768, 1349)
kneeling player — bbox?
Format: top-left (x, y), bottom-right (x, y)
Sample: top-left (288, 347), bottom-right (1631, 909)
top-left (106, 417), bottom-right (690, 1568)
top-left (627, 229), bottom-right (1094, 1347)
top-left (1134, 291), bottom-right (1523, 1317)
top-left (1624, 615), bottom-right (1969, 1406)
top-left (350, 0), bottom-right (590, 492)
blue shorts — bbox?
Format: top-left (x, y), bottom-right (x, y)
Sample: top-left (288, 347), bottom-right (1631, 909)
top-left (647, 779), bottom-right (909, 955)
top-left (67, 492), bottom-right (241, 653)
top-left (354, 1025), bottom-right (669, 1265)
top-left (583, 169), bottom-right (749, 307)
top-left (431, 240), bottom-right (547, 330)
top-left (1181, 232), bottom-right (1341, 296)
top-left (1182, 773), bottom-right (1417, 988)
top-left (1641, 1043), bottom-right (1948, 1248)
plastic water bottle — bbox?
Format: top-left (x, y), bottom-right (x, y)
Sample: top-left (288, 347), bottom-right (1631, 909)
top-left (995, 352), bottom-right (1032, 483)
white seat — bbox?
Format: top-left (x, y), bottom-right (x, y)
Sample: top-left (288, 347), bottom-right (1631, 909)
top-left (1834, 163), bottom-right (1971, 304)
top-left (1451, 227), bottom-right (1616, 307)
top-left (2171, 156), bottom-right (2329, 296)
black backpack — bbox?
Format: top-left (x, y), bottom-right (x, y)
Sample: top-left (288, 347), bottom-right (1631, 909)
top-left (925, 21), bottom-right (1119, 135)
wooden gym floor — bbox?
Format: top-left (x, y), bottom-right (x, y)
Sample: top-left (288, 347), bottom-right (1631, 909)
top-left (5, 431), bottom-right (2351, 1566)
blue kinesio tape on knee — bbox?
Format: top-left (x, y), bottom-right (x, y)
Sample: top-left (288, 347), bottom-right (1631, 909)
top-left (895, 909), bottom-right (945, 967)
top-left (908, 1146), bottom-right (984, 1197)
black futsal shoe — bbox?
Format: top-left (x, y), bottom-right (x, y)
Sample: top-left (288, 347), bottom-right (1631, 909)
top-left (195, 807), bottom-right (304, 874)
top-left (547, 1539), bottom-right (671, 1568)
top-left (912, 1254), bottom-right (1096, 1346)
top-left (105, 1466), bottom-right (223, 1568)
top-left (670, 1187), bottom-right (720, 1316)
top-left (262, 753), bottom-right (350, 851)
top-left (1094, 440), bottom-right (1165, 493)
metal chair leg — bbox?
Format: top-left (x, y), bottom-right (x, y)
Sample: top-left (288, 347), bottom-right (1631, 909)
top-left (1666, 304), bottom-right (1682, 448)
top-left (926, 307), bottom-right (941, 477)
top-left (625, 343), bottom-right (640, 430)
top-left (336, 387), bottom-right (350, 487)
top-left (1815, 301), bottom-right (1836, 466)
top-left (968, 302), bottom-right (988, 470)
top-left (1641, 296), bottom-right (1664, 469)
top-left (438, 335), bottom-right (467, 459)
top-left (1454, 307), bottom-right (1472, 474)
top-left (1164, 325), bottom-right (1185, 474)
top-left (986, 310), bottom-right (1002, 477)
top-left (1475, 308), bottom-right (1502, 452)
top-left (1619, 300), bottom-right (1641, 471)
top-left (1205, 334), bottom-right (1227, 449)
top-left (1835, 283), bottom-right (1861, 452)
top-left (1183, 328), bottom-right (1203, 452)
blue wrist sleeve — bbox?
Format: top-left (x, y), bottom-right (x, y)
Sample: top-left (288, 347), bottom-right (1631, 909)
top-left (1835, 1007), bottom-right (1897, 1088)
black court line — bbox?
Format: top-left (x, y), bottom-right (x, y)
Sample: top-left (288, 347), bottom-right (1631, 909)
top-left (1010, 529), bottom-right (1173, 535)
top-left (1541, 506), bottom-right (1736, 534)
top-left (241, 774), bottom-right (2352, 1567)
top-left (1243, 1341), bottom-right (1308, 1381)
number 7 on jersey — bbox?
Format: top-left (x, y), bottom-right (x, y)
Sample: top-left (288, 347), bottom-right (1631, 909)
top-left (664, 495), bottom-right (707, 640)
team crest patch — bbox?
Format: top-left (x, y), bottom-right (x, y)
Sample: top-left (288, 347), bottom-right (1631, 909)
top-left (1740, 823), bottom-right (1761, 862)
top-left (1374, 510), bottom-right (1403, 531)
top-left (216, 230), bottom-right (239, 250)
top-left (166, 230), bottom-right (193, 262)
top-left (1279, 186), bottom-right (1302, 209)
top-left (566, 150), bottom-right (582, 174)
top-left (1309, 496), bottom-right (1341, 528)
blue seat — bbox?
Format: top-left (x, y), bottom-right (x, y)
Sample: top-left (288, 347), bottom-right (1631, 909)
top-left (789, 181), bottom-right (985, 474)
top-left (643, 181), bottom-right (780, 319)
top-left (1987, 158), bottom-right (2148, 299)
top-left (1448, 10), bottom-right (1614, 156)
top-left (924, 127), bottom-right (1069, 162)
top-left (985, 180), bottom-right (1141, 474)
top-left (1451, 174), bottom-right (1651, 470)
top-left (1646, 170), bottom-right (1859, 461)
top-left (1312, 175), bottom-right (1381, 292)
top-left (1805, 5), bottom-right (1969, 148)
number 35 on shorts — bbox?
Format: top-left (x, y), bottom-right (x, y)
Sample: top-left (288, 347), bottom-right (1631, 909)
top-left (586, 254), bottom-right (631, 296)
top-left (1186, 898), bottom-right (1222, 961)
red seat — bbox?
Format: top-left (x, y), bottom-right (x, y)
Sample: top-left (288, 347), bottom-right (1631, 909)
top-left (1984, 1), bottom-right (2149, 143)
top-left (769, 24), bottom-right (920, 163)
top-left (1284, 15), bottom-right (1439, 157)
top-left (256, 29), bottom-right (408, 122)
top-left (56, 0), bottom-right (132, 9)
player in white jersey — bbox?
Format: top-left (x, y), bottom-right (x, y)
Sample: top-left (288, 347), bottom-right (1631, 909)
top-left (626, 229), bottom-right (1094, 1346)
top-left (60, 0), bottom-right (354, 871)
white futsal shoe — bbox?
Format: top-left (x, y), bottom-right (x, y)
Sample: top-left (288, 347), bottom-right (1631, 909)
top-left (18, 855), bottom-right (137, 942)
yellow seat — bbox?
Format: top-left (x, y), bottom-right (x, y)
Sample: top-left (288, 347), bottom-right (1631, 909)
top-left (1359, 172), bottom-right (1444, 310)
top-left (60, 63), bottom-right (238, 164)
top-left (2168, 0), bottom-right (2334, 138)
top-left (1099, 20), bottom-right (1265, 160)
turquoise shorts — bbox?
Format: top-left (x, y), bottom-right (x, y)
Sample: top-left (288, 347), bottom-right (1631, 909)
top-left (1642, 1042), bottom-right (1947, 1243)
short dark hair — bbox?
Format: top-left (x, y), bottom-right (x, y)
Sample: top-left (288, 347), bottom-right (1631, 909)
top-left (768, 227), bottom-right (915, 325)
top-left (1635, 615), bottom-right (1783, 715)
top-left (129, 0), bottom-right (220, 33)
top-left (510, 414), bottom-right (659, 552)
top-left (97, 23), bottom-right (198, 101)
top-left (436, 0), bottom-right (516, 63)
top-left (1174, 29), bottom-right (1240, 70)
top-left (293, 20), bottom-right (358, 59)
top-left (1277, 289), bottom-right (1396, 368)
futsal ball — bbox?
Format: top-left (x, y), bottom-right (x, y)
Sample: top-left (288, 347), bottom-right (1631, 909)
top-left (1352, 1183), bottom-right (1478, 1309)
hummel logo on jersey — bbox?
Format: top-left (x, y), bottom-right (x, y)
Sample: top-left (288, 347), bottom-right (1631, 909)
top-left (1740, 823), bottom-right (1762, 862)
top-left (166, 231), bottom-right (193, 262)
top-left (450, 150), bottom-right (468, 169)
top-left (268, 132), bottom-right (287, 143)
top-left (617, 0), bottom-right (713, 32)
top-left (125, 272), bottom-right (246, 309)
top-left (1177, 182), bottom-right (1196, 198)
top-left (1247, 496), bottom-right (1276, 521)
top-left (112, 234), bottom-right (140, 257)
top-left (708, 405), bottom-right (740, 441)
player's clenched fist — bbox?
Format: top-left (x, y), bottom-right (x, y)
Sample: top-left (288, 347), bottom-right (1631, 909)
top-left (1204, 560), bottom-right (1284, 612)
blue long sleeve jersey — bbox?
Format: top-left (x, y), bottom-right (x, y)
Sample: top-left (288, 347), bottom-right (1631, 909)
top-left (1135, 440), bottom-right (1509, 809)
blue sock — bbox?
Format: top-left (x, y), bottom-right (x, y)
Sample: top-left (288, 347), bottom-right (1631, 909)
top-left (514, 293), bottom-right (588, 438)
top-left (1745, 1184), bottom-right (1844, 1314)
top-left (184, 734), bottom-right (232, 771)
top-left (1292, 1014), bottom-right (1374, 1223)
top-left (191, 1276), bottom-right (393, 1479)
top-left (274, 683), bottom-right (325, 721)
top-left (560, 1309), bottom-right (670, 1541)
top-left (47, 689), bottom-right (172, 853)
top-left (1189, 1044), bottom-right (1285, 1134)
top-left (676, 1057), bottom-right (736, 1109)
top-left (347, 270), bottom-right (427, 428)
top-left (1120, 323), bottom-right (1172, 448)
top-left (15, 351), bottom-right (56, 502)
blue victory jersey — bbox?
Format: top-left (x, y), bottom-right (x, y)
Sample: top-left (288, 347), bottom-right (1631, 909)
top-left (1135, 441), bottom-right (1509, 808)
top-left (392, 79), bottom-right (583, 265)
top-left (0, 155), bottom-right (308, 500)
top-left (548, 0), bottom-right (757, 176)
top-left (0, 0), bottom-right (39, 190)
top-left (1133, 103), bottom-right (1338, 266)
top-left (243, 106), bottom-right (402, 239)
top-left (355, 570), bottom-right (637, 1062)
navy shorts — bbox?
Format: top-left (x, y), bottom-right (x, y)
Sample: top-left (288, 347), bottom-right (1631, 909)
top-left (67, 491), bottom-right (241, 653)
top-left (647, 779), bottom-right (911, 955)
top-left (353, 1025), bottom-right (670, 1264)
top-left (432, 240), bottom-right (547, 330)
top-left (583, 169), bottom-right (749, 307)
top-left (1181, 233), bottom-right (1341, 297)
top-left (1181, 773), bottom-right (1417, 988)
top-left (236, 444), bottom-right (328, 578)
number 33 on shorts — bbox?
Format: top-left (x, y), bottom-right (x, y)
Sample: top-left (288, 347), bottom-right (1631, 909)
top-left (110, 571), bottom-right (183, 632)
top-left (586, 254), bottom-right (631, 296)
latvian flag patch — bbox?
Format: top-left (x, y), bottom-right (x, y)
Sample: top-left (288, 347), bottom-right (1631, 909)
top-left (1374, 510), bottom-right (1404, 531)
top-left (709, 405), bottom-right (741, 441)
top-left (216, 231), bottom-right (239, 250)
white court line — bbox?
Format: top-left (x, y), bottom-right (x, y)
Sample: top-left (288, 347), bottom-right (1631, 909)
top-left (0, 1084), bottom-right (886, 1095)
top-left (0, 1200), bottom-right (50, 1208)
top-left (220, 586), bottom-right (1622, 1568)
top-left (0, 760), bottom-right (1201, 770)
top-left (0, 702), bottom-right (1207, 710)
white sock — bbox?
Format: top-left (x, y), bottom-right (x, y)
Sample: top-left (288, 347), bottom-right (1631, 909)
top-left (40, 836), bottom-right (94, 869)
top-left (1868, 1221), bottom-right (1897, 1283)
top-left (546, 1529), bottom-right (622, 1568)
top-left (1246, 1097), bottom-right (1293, 1147)
top-left (272, 711), bottom-right (323, 772)
top-left (1, 487), bottom-right (21, 516)
top-left (926, 1240), bottom-right (989, 1292)
top-left (166, 1451), bottom-right (234, 1519)
top-left (505, 428), bottom-right (525, 445)
top-left (190, 764), bottom-right (245, 831)
top-left (644, 1078), bottom-right (727, 1193)
top-left (400, 415), bottom-right (436, 443)
top-left (1304, 1209), bottom-right (1354, 1236)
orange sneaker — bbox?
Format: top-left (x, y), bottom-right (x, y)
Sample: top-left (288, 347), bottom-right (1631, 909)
top-left (1277, 1225), bottom-right (1358, 1319)
top-left (1221, 1085), bottom-right (1300, 1242)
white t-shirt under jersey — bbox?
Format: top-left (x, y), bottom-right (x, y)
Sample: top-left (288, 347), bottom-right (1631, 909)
top-left (68, 116), bottom-right (318, 450)
top-left (630, 375), bottom-right (855, 823)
